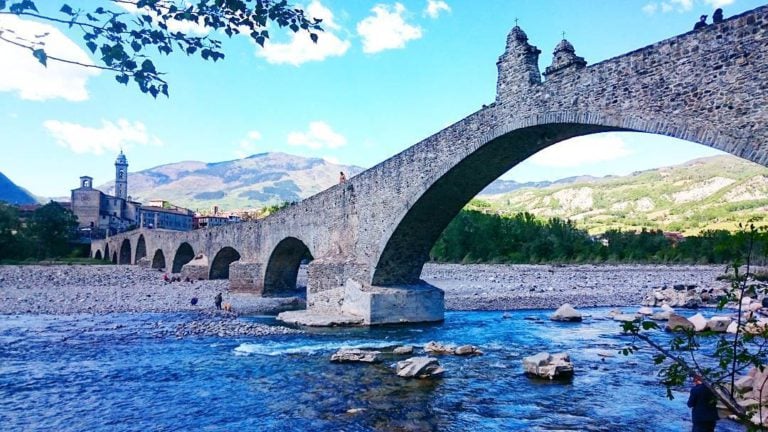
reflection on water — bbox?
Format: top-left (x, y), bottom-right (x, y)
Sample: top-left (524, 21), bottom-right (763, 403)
top-left (0, 309), bottom-right (746, 431)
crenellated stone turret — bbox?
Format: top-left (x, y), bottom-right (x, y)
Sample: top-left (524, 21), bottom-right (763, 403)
top-left (496, 26), bottom-right (541, 103)
top-left (543, 38), bottom-right (586, 78)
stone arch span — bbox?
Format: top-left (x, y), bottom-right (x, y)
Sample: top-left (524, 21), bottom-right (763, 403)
top-left (135, 235), bottom-right (147, 263)
top-left (152, 249), bottom-right (166, 270)
top-left (370, 112), bottom-right (758, 286)
top-left (93, 250), bottom-right (102, 260)
top-left (209, 247), bottom-right (241, 280)
top-left (264, 237), bottom-right (313, 296)
top-left (172, 243), bottom-right (194, 273)
top-left (119, 239), bottom-right (132, 265)
top-left (104, 244), bottom-right (110, 261)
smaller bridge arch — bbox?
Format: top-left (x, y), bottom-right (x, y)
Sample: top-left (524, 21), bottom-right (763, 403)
top-left (209, 247), bottom-right (241, 280)
top-left (93, 250), bottom-right (102, 260)
top-left (264, 237), bottom-right (313, 296)
top-left (111, 251), bottom-right (117, 264)
top-left (152, 249), bottom-right (166, 270)
top-left (104, 244), bottom-right (110, 261)
top-left (172, 243), bottom-right (195, 273)
top-left (119, 239), bottom-right (132, 265)
top-left (135, 235), bottom-right (147, 263)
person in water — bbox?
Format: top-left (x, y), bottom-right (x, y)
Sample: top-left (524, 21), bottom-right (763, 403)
top-left (687, 374), bottom-right (719, 432)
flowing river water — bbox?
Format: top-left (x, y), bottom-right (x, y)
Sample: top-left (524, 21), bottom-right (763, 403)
top-left (0, 308), bottom-right (747, 431)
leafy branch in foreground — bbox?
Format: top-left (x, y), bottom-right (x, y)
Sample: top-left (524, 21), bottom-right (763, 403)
top-left (621, 224), bottom-right (768, 430)
top-left (0, 0), bottom-right (323, 97)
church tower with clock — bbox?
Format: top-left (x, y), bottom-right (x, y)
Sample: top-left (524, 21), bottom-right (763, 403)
top-left (115, 150), bottom-right (128, 200)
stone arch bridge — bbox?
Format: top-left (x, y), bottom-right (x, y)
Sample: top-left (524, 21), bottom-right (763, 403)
top-left (94, 6), bottom-right (768, 325)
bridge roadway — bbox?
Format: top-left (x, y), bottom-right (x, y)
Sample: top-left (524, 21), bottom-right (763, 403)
top-left (94, 6), bottom-right (768, 325)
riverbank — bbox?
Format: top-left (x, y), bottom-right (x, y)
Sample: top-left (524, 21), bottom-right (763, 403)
top-left (0, 263), bottom-right (730, 315)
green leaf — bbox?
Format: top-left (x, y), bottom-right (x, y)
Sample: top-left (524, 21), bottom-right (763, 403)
top-left (60, 4), bottom-right (73, 16)
top-left (0, 1), bottom-right (6, 11)
top-left (86, 41), bottom-right (96, 53)
top-left (32, 48), bottom-right (47, 66)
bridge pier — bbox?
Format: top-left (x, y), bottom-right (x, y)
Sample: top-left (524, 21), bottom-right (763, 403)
top-left (228, 261), bottom-right (264, 293)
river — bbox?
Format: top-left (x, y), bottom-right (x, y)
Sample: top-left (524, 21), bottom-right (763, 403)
top-left (0, 308), bottom-right (746, 431)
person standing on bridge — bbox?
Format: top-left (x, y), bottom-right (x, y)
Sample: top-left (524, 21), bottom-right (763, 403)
top-left (339, 171), bottom-right (347, 183)
top-left (713, 8), bottom-right (724, 24)
top-left (694, 14), bottom-right (708, 30)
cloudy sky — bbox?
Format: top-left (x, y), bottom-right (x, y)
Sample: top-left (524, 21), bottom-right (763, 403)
top-left (0, 0), bottom-right (761, 198)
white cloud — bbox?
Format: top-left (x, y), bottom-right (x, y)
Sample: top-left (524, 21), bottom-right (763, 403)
top-left (642, 3), bottom-right (659, 15)
top-left (258, 1), bottom-right (350, 65)
top-left (0, 15), bottom-right (99, 101)
top-left (357, 3), bottom-right (422, 54)
top-left (287, 121), bottom-right (347, 150)
top-left (528, 134), bottom-right (634, 167)
top-left (424, 0), bottom-right (451, 19)
top-left (235, 130), bottom-right (263, 158)
top-left (116, 2), bottom-right (210, 35)
top-left (44, 119), bottom-right (162, 155)
top-left (643, 0), bottom-right (731, 14)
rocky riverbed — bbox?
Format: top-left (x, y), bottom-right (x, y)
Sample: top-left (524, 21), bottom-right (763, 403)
top-left (0, 263), bottom-right (731, 316)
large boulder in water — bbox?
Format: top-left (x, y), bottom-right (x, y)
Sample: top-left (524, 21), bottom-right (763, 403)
top-left (706, 316), bottom-right (732, 332)
top-left (330, 348), bottom-right (381, 363)
top-left (550, 304), bottom-right (583, 322)
top-left (666, 313), bottom-right (694, 332)
top-left (396, 356), bottom-right (445, 378)
top-left (688, 313), bottom-right (708, 332)
top-left (523, 352), bottom-right (574, 380)
top-left (424, 341), bottom-right (454, 355)
top-left (454, 345), bottom-right (483, 356)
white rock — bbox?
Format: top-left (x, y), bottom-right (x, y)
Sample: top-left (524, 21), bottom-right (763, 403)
top-left (330, 348), bottom-right (381, 363)
top-left (396, 356), bottom-right (445, 378)
top-left (726, 321), bottom-right (739, 334)
top-left (661, 304), bottom-right (675, 312)
top-left (750, 303), bottom-right (763, 312)
top-left (688, 313), bottom-right (708, 332)
top-left (523, 352), bottom-right (574, 380)
top-left (551, 304), bottom-right (583, 322)
top-left (650, 311), bottom-right (672, 321)
top-left (706, 316), bottom-right (732, 332)
top-left (638, 307), bottom-right (654, 316)
top-left (735, 375), bottom-right (754, 392)
top-left (613, 314), bottom-right (639, 323)
top-left (393, 345), bottom-right (414, 355)
top-left (424, 341), bottom-right (454, 355)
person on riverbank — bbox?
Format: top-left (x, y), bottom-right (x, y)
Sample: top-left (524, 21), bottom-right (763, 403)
top-left (214, 293), bottom-right (223, 310)
top-left (687, 374), bottom-right (718, 432)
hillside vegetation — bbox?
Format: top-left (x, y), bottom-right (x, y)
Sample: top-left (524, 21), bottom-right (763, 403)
top-left (477, 155), bottom-right (768, 234)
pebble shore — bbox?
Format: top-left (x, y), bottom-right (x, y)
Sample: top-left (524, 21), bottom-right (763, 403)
top-left (0, 263), bottom-right (730, 337)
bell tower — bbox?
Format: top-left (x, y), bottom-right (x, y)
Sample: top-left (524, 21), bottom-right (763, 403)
top-left (115, 150), bottom-right (128, 200)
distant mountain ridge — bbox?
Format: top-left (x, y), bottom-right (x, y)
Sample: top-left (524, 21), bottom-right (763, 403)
top-left (475, 155), bottom-right (768, 235)
top-left (0, 172), bottom-right (38, 205)
top-left (99, 152), bottom-right (364, 211)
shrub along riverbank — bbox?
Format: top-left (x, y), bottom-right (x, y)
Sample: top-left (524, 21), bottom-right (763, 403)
top-left (430, 210), bottom-right (767, 265)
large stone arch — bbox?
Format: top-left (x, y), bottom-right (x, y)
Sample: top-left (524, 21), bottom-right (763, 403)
top-left (172, 242), bottom-right (195, 273)
top-left (104, 244), bottom-right (110, 261)
top-left (93, 250), bottom-right (102, 260)
top-left (370, 111), bottom-right (755, 286)
top-left (264, 237), bottom-right (313, 296)
top-left (209, 247), bottom-right (241, 280)
top-left (152, 249), bottom-right (166, 270)
top-left (119, 239), bottom-right (132, 264)
top-left (135, 235), bottom-right (147, 263)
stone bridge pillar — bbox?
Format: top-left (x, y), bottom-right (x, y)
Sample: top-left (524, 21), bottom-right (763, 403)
top-left (228, 261), bottom-right (265, 293)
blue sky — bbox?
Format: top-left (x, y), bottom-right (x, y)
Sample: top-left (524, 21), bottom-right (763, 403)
top-left (1, 0), bottom-right (763, 198)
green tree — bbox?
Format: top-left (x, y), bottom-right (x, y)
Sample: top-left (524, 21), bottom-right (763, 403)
top-left (0, 202), bottom-right (28, 260)
top-left (0, 0), bottom-right (323, 96)
top-left (26, 201), bottom-right (79, 258)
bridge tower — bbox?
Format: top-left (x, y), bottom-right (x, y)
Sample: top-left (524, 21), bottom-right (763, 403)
top-left (496, 25), bottom-right (541, 104)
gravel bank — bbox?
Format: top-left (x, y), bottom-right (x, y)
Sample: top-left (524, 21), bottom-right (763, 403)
top-left (421, 263), bottom-right (731, 310)
top-left (0, 263), bottom-right (730, 316)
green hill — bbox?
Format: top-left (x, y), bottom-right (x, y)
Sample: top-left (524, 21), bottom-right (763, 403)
top-left (476, 155), bottom-right (768, 234)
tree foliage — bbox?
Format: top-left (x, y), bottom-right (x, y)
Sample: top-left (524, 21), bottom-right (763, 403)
top-left (0, 0), bottom-right (323, 96)
top-left (0, 201), bottom-right (80, 260)
top-left (430, 209), bottom-right (768, 265)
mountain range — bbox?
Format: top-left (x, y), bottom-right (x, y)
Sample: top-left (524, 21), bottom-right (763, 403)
top-left (475, 155), bottom-right (768, 235)
top-left (0, 172), bottom-right (38, 205)
top-left (98, 152), bottom-right (365, 211)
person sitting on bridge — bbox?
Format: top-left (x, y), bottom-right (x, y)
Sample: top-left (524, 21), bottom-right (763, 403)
top-left (214, 292), bottom-right (223, 310)
top-left (713, 8), bottom-right (724, 23)
top-left (693, 14), bottom-right (708, 30)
